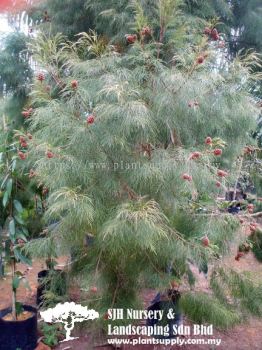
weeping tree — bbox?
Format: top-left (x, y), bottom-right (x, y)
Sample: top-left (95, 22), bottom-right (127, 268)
top-left (24, 0), bottom-right (262, 329)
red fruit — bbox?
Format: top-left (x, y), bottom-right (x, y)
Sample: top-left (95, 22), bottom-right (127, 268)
top-left (126, 34), bottom-right (137, 44)
top-left (29, 169), bottom-right (36, 178)
top-left (205, 136), bottom-right (212, 145)
top-left (182, 173), bottom-right (192, 181)
top-left (27, 133), bottom-right (33, 140)
top-left (42, 187), bottom-right (49, 195)
top-left (189, 151), bottom-right (201, 160)
top-left (19, 136), bottom-right (26, 144)
top-left (18, 151), bottom-right (26, 160)
top-left (71, 80), bottom-right (78, 89)
top-left (21, 141), bottom-right (28, 148)
top-left (104, 312), bottom-right (109, 320)
top-left (216, 181), bottom-right (221, 188)
top-left (211, 28), bottom-right (218, 36)
top-left (46, 150), bottom-right (54, 159)
top-left (188, 101), bottom-right (193, 108)
top-left (247, 203), bottom-right (254, 214)
top-left (202, 236), bottom-right (209, 247)
top-left (90, 286), bottom-right (98, 293)
top-left (18, 240), bottom-right (25, 247)
top-left (217, 169), bottom-right (228, 177)
top-left (211, 28), bottom-right (219, 41)
top-left (22, 111), bottom-right (30, 118)
top-left (244, 146), bottom-right (252, 155)
top-left (37, 73), bottom-right (45, 82)
top-left (213, 148), bottom-right (222, 156)
top-left (22, 108), bottom-right (33, 118)
top-left (87, 115), bottom-right (95, 124)
top-left (141, 26), bottom-right (151, 36)
top-left (203, 27), bottom-right (211, 35)
top-left (250, 223), bottom-right (257, 232)
top-left (196, 55), bottom-right (204, 64)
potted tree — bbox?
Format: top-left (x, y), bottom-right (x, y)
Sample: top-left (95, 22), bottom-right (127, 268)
top-left (24, 224), bottom-right (68, 307)
top-left (0, 128), bottom-right (37, 350)
top-left (36, 253), bottom-right (67, 308)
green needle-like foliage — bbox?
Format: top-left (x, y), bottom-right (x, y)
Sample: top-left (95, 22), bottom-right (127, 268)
top-left (23, 1), bottom-right (262, 328)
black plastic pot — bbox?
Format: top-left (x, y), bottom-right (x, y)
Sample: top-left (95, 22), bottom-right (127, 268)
top-left (36, 269), bottom-right (67, 307)
top-left (228, 205), bottom-right (240, 215)
top-left (147, 290), bottom-right (182, 339)
top-left (0, 305), bottom-right (37, 350)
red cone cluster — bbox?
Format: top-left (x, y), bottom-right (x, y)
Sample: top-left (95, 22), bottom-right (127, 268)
top-left (87, 115), bottom-right (95, 124)
top-left (141, 26), bottom-right (151, 36)
top-left (188, 101), bottom-right (199, 108)
top-left (42, 187), bottom-right (49, 196)
top-left (205, 136), bottom-right (212, 145)
top-left (203, 27), bottom-right (219, 41)
top-left (29, 169), bottom-right (36, 178)
top-left (22, 108), bottom-right (33, 119)
top-left (217, 169), bottom-right (228, 177)
top-left (46, 150), bottom-right (54, 159)
top-left (18, 151), bottom-right (27, 160)
top-left (247, 203), bottom-right (254, 214)
top-left (37, 73), bottom-right (45, 82)
top-left (71, 80), bottom-right (78, 89)
top-left (196, 55), bottom-right (205, 64)
top-left (213, 148), bottom-right (222, 156)
top-left (126, 34), bottom-right (137, 44)
top-left (189, 151), bottom-right (201, 160)
top-left (250, 223), bottom-right (257, 233)
top-left (201, 236), bottom-right (209, 247)
top-left (19, 136), bottom-right (28, 148)
top-left (182, 173), bottom-right (192, 181)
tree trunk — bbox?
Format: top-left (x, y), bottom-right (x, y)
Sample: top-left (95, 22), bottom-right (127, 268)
top-left (11, 259), bottom-right (17, 321)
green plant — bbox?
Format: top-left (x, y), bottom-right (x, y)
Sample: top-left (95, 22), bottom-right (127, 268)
top-left (0, 118), bottom-right (32, 319)
top-left (39, 322), bottom-right (65, 347)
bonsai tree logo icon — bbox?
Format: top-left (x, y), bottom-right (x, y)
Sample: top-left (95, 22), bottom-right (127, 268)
top-left (40, 302), bottom-right (99, 342)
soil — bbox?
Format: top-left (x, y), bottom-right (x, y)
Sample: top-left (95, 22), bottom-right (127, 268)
top-left (2, 310), bottom-right (33, 321)
top-left (1, 221), bottom-right (262, 349)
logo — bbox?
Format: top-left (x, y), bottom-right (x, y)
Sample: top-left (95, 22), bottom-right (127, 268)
top-left (40, 302), bottom-right (99, 342)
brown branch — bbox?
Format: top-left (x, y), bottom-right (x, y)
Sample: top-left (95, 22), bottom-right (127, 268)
top-left (111, 276), bottom-right (120, 309)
